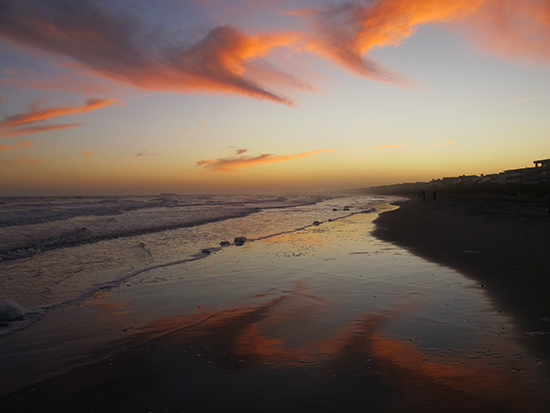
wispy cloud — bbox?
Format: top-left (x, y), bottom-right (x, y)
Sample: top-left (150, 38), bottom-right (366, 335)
top-left (135, 151), bottom-right (157, 158)
top-left (464, 0), bottom-right (550, 64)
top-left (0, 123), bottom-right (82, 138)
top-left (0, 140), bottom-right (34, 151)
top-left (0, 67), bottom-right (114, 94)
top-left (0, 156), bottom-right (40, 165)
top-left (1, 98), bottom-right (119, 127)
top-left (197, 149), bottom-right (332, 172)
top-left (516, 96), bottom-right (537, 103)
top-left (373, 144), bottom-right (402, 149)
top-left (0, 1), bottom-right (304, 105)
top-left (291, 0), bottom-right (550, 82)
top-left (229, 147), bottom-right (248, 155)
top-left (292, 1), bottom-right (485, 84)
top-left (0, 0), bottom-right (547, 107)
top-left (199, 121), bottom-right (207, 135)
top-left (80, 149), bottom-right (94, 158)
top-left (434, 140), bottom-right (454, 146)
top-left (0, 98), bottom-right (118, 137)
top-left (183, 121), bottom-right (208, 138)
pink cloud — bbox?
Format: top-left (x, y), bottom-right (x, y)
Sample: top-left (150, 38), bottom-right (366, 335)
top-left (292, 1), bottom-right (485, 83)
top-left (0, 97), bottom-right (118, 137)
top-left (0, 123), bottom-right (82, 138)
top-left (292, 0), bottom-right (550, 82)
top-left (197, 149), bottom-right (332, 172)
top-left (0, 67), bottom-right (114, 94)
top-left (80, 149), bottom-right (94, 158)
top-left (0, 0), bottom-right (546, 105)
top-left (1, 98), bottom-right (119, 127)
top-left (0, 140), bottom-right (34, 151)
top-left (463, 0), bottom-right (550, 64)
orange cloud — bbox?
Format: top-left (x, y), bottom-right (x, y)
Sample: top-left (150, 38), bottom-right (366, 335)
top-left (197, 149), bottom-right (332, 171)
top-left (435, 140), bottom-right (454, 146)
top-left (295, 1), bottom-right (484, 83)
top-left (0, 123), bottom-right (82, 138)
top-left (0, 156), bottom-right (40, 165)
top-left (1, 98), bottom-right (119, 128)
top-left (0, 140), bottom-right (33, 151)
top-left (294, 0), bottom-right (549, 81)
top-left (0, 2), bottom-right (304, 105)
top-left (0, 98), bottom-right (118, 138)
top-left (80, 149), bottom-right (94, 158)
top-left (464, 0), bottom-right (550, 64)
top-left (373, 144), bottom-right (402, 149)
top-left (0, 67), bottom-right (114, 94)
top-left (1, 0), bottom-right (546, 105)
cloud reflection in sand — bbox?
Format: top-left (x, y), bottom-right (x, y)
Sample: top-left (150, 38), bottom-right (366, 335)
top-left (100, 280), bottom-right (549, 412)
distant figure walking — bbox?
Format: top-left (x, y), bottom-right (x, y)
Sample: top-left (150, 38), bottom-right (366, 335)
top-left (433, 190), bottom-right (437, 201)
top-left (422, 190), bottom-right (426, 201)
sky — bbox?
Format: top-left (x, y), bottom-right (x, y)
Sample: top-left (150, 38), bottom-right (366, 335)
top-left (0, 0), bottom-right (549, 196)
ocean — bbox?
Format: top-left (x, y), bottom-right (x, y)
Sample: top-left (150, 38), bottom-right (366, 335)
top-left (0, 194), bottom-right (382, 334)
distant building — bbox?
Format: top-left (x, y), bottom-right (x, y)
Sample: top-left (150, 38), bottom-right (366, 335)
top-left (501, 167), bottom-right (537, 184)
top-left (430, 175), bottom-right (480, 187)
top-left (368, 156), bottom-right (550, 192)
top-left (430, 177), bottom-right (458, 188)
top-left (534, 158), bottom-right (550, 183)
top-left (479, 173), bottom-right (501, 184)
top-left (458, 175), bottom-right (479, 185)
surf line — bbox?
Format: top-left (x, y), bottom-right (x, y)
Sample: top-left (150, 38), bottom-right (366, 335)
top-left (1, 210), bottom-right (374, 337)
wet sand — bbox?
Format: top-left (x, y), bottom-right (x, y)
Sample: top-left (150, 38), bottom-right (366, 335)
top-left (1, 206), bottom-right (549, 412)
top-left (373, 196), bottom-right (550, 366)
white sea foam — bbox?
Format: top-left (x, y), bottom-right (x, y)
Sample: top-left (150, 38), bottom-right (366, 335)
top-left (0, 300), bottom-right (45, 337)
top-left (0, 300), bottom-right (25, 321)
top-left (0, 194), bottom-right (329, 261)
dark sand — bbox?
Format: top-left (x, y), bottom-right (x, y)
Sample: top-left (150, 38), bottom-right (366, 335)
top-left (373, 195), bottom-right (550, 364)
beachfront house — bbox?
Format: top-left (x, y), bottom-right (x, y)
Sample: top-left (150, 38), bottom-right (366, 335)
top-left (534, 158), bottom-right (550, 183)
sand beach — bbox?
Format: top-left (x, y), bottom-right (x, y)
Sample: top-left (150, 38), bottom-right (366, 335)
top-left (373, 195), bottom-right (550, 365)
top-left (1, 199), bottom-right (549, 412)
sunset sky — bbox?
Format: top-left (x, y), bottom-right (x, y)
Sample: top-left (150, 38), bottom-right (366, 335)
top-left (1, 0), bottom-right (549, 195)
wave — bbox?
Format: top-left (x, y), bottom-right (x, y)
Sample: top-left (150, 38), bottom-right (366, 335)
top-left (0, 194), bottom-right (329, 261)
top-left (0, 207), bottom-right (378, 337)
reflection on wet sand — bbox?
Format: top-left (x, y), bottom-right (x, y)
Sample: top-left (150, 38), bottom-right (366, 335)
top-left (2, 212), bottom-right (549, 412)
top-left (4, 281), bottom-right (547, 412)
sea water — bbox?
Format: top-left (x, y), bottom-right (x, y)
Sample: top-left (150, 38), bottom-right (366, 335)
top-left (0, 194), bottom-right (384, 334)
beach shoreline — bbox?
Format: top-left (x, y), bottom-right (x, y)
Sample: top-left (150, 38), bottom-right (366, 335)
top-left (1, 199), bottom-right (550, 411)
top-left (372, 195), bottom-right (550, 365)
